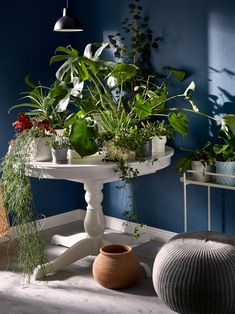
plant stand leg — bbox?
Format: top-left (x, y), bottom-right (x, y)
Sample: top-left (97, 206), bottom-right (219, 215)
top-left (33, 180), bottom-right (106, 280)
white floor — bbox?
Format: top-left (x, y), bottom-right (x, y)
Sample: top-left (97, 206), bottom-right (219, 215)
top-left (0, 220), bottom-right (176, 314)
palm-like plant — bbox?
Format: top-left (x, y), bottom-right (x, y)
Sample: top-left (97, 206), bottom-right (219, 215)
top-left (9, 80), bottom-right (70, 129)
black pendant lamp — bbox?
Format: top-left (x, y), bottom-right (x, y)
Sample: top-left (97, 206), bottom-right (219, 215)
top-left (54, 0), bottom-right (83, 32)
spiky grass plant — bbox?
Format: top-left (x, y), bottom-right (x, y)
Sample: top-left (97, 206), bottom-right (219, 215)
top-left (1, 128), bottom-right (48, 281)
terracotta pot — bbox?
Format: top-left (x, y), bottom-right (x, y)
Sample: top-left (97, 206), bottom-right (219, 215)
top-left (92, 244), bottom-right (141, 289)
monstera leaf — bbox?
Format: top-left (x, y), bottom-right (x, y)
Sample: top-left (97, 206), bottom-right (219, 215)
top-left (168, 112), bottom-right (189, 136)
top-left (222, 114), bottom-right (235, 136)
top-left (108, 63), bottom-right (138, 86)
top-left (69, 118), bottom-right (98, 157)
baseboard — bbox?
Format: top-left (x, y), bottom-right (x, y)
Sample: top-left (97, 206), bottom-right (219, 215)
top-left (0, 209), bottom-right (85, 243)
top-left (103, 212), bottom-right (176, 243)
top-left (0, 208), bottom-right (176, 244)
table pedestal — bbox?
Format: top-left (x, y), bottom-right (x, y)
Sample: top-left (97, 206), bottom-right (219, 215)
top-left (33, 181), bottom-right (110, 280)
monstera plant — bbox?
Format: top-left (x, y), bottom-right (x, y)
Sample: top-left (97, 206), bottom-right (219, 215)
top-left (50, 43), bottom-right (199, 157)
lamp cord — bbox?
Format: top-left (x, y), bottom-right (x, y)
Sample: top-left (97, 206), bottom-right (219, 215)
top-left (66, 0), bottom-right (69, 8)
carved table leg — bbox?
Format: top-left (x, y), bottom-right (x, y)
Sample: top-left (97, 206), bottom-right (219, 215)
top-left (33, 180), bottom-right (106, 280)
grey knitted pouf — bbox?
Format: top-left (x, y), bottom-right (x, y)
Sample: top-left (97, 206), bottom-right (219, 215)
top-left (152, 231), bottom-right (235, 314)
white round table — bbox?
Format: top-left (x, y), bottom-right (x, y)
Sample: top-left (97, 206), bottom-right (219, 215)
top-left (28, 147), bottom-right (174, 279)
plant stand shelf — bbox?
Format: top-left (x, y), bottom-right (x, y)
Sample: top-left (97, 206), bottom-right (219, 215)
top-left (180, 170), bottom-right (235, 232)
top-left (29, 147), bottom-right (174, 280)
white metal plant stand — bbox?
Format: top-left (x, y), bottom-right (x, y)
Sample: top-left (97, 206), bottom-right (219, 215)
top-left (29, 147), bottom-right (174, 280)
top-left (181, 170), bottom-right (235, 232)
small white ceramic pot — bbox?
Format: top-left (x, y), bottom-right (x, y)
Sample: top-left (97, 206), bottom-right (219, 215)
top-left (152, 135), bottom-right (167, 156)
top-left (29, 137), bottom-right (52, 162)
top-left (51, 148), bottom-right (68, 164)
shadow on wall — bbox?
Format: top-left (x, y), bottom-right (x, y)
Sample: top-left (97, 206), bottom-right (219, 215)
top-left (208, 66), bottom-right (235, 139)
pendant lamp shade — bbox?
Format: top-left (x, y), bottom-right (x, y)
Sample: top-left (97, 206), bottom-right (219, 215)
top-left (54, 1), bottom-right (83, 32)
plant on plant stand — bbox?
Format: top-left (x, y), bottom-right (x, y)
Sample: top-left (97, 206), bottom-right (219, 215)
top-left (176, 141), bottom-right (215, 182)
top-left (1, 113), bottom-right (50, 280)
top-left (213, 114), bottom-right (235, 186)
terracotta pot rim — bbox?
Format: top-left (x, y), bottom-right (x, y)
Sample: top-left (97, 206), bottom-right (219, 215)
top-left (100, 244), bottom-right (132, 255)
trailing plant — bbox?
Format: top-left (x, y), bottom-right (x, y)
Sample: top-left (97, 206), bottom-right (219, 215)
top-left (115, 159), bottom-right (140, 186)
top-left (1, 125), bottom-right (48, 280)
top-left (122, 210), bottom-right (145, 239)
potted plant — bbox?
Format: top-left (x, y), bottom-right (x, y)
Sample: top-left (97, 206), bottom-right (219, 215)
top-left (213, 114), bottom-right (235, 185)
top-left (1, 115), bottom-right (49, 280)
top-left (176, 141), bottom-right (215, 182)
top-left (49, 43), bottom-right (201, 157)
top-left (9, 79), bottom-right (71, 131)
top-left (138, 120), bottom-right (174, 156)
top-left (11, 113), bottom-right (53, 162)
top-left (46, 134), bottom-right (70, 164)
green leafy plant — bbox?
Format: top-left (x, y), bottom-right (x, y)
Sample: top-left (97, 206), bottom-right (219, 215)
top-left (46, 135), bottom-right (70, 149)
top-left (9, 79), bottom-right (71, 130)
top-left (108, 0), bottom-right (161, 67)
top-left (1, 127), bottom-right (48, 280)
top-left (176, 141), bottom-right (215, 173)
top-left (68, 117), bottom-right (98, 158)
top-left (140, 120), bottom-right (174, 139)
top-left (213, 114), bottom-right (235, 162)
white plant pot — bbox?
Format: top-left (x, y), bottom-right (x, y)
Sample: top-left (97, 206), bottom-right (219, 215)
top-left (216, 161), bottom-right (235, 186)
top-left (152, 136), bottom-right (167, 156)
top-left (191, 161), bottom-right (213, 182)
top-left (51, 148), bottom-right (68, 164)
top-left (55, 129), bottom-right (65, 137)
top-left (29, 137), bottom-right (52, 162)
top-left (67, 149), bottom-right (81, 163)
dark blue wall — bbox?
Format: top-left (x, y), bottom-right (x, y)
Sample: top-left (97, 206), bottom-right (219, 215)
top-left (76, 0), bottom-right (235, 234)
top-left (0, 0), bottom-right (235, 233)
top-left (0, 0), bottom-right (87, 215)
